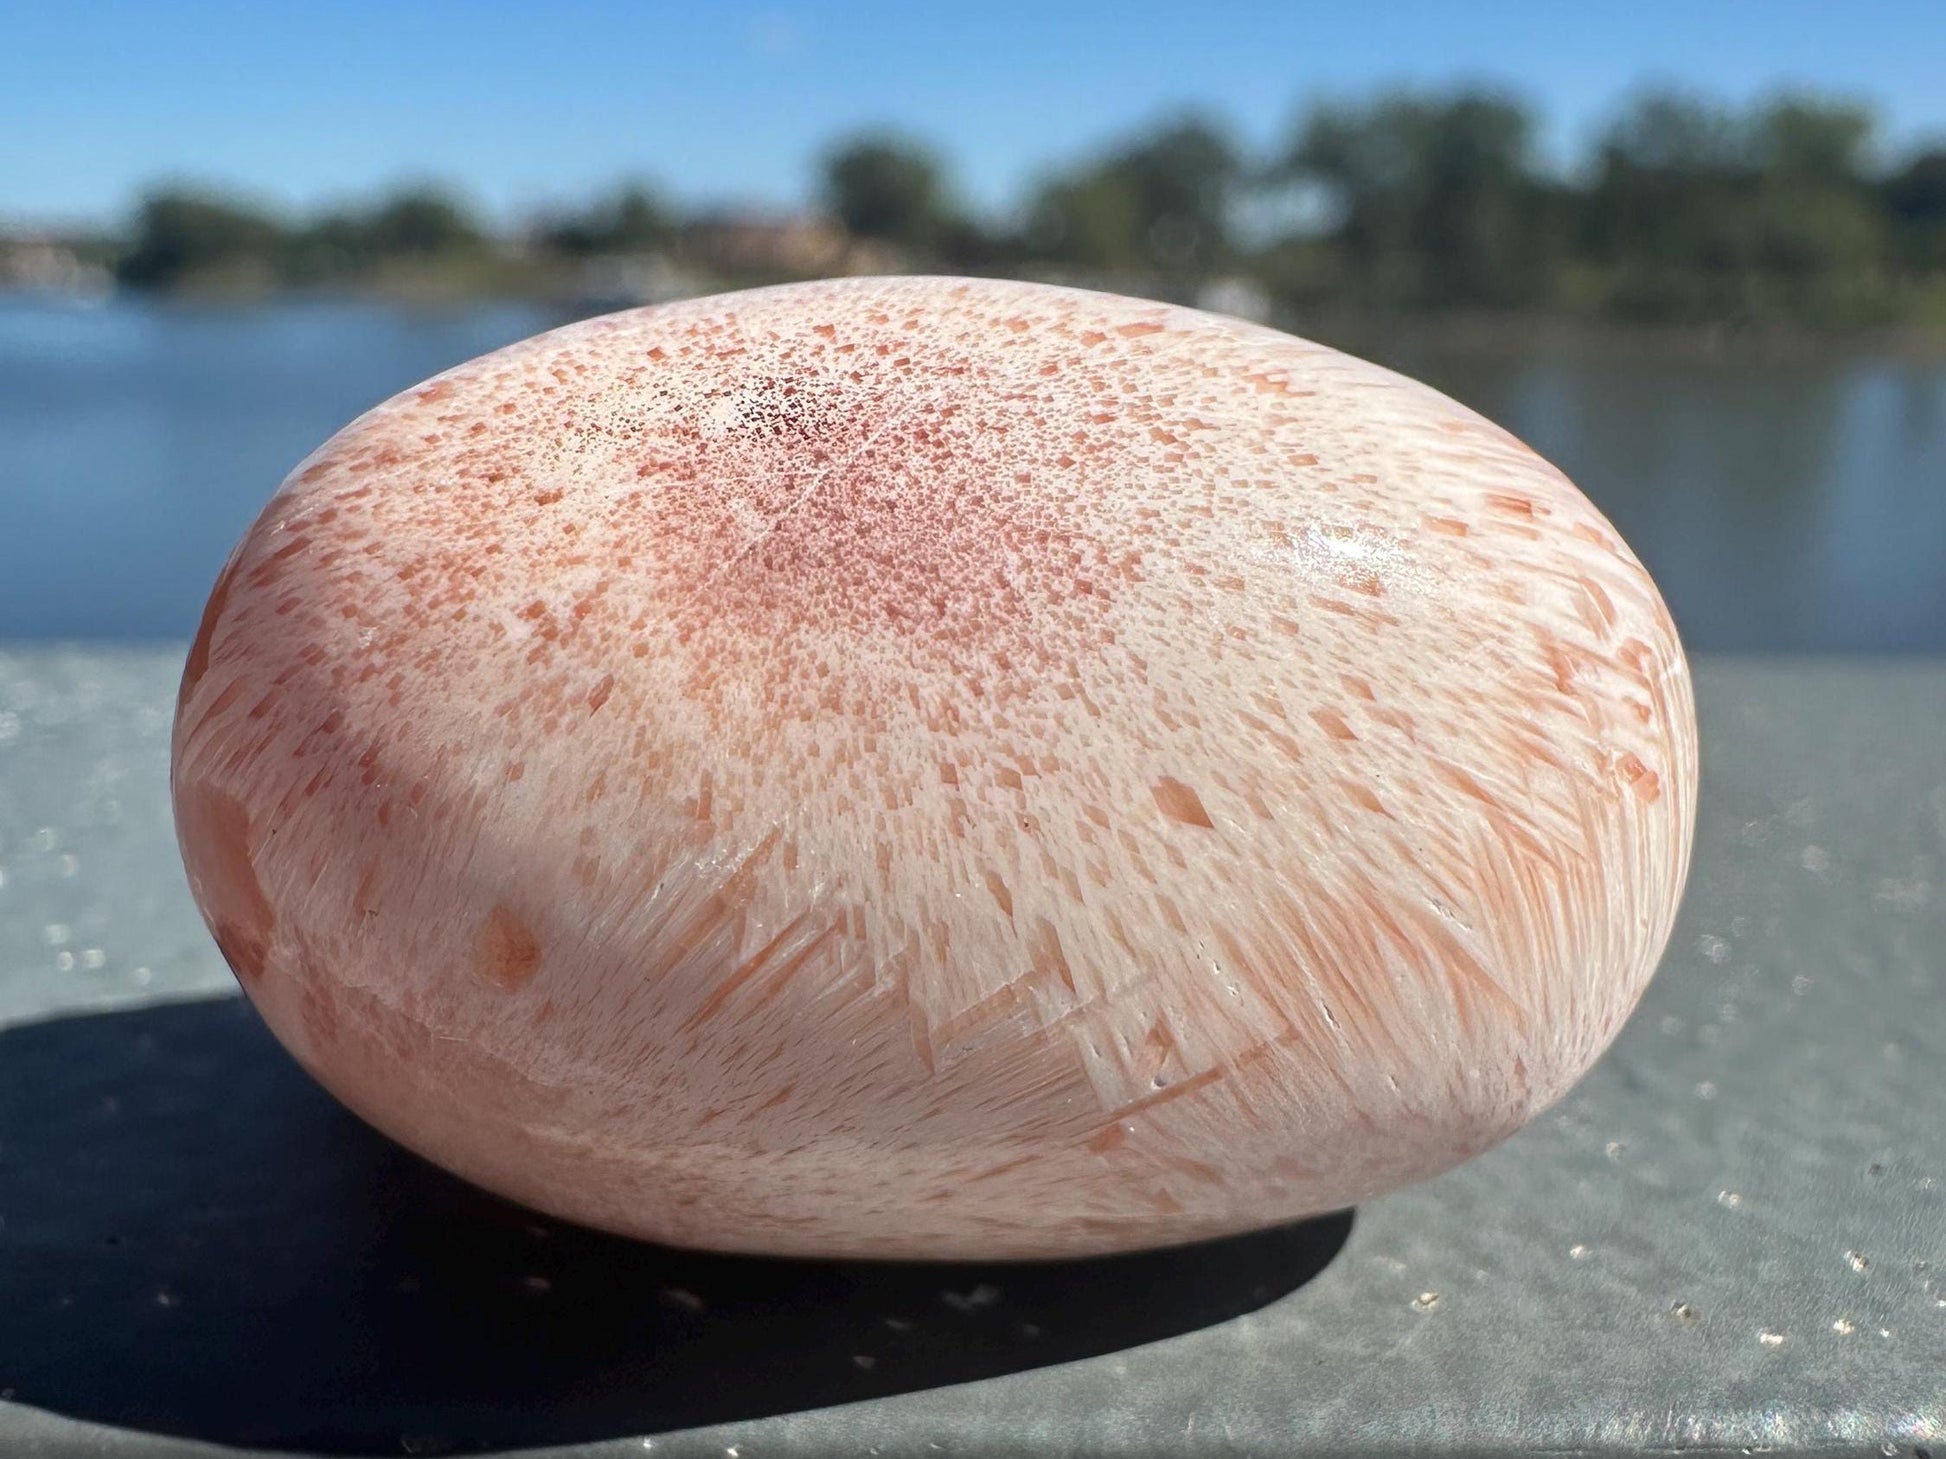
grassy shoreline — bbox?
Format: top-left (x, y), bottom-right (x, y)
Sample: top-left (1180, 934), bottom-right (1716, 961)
top-left (20, 271), bottom-right (1944, 366)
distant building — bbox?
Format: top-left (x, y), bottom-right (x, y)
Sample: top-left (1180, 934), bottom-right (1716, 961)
top-left (0, 237), bottom-right (113, 300)
top-left (567, 253), bottom-right (706, 312)
top-left (679, 210), bottom-right (903, 278)
top-left (1196, 276), bottom-right (1272, 324)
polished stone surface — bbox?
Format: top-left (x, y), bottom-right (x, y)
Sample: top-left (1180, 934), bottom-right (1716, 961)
top-left (0, 647), bottom-right (1940, 1457)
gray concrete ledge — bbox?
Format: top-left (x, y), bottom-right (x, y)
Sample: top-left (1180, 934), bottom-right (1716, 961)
top-left (1, 648), bottom-right (1940, 1457)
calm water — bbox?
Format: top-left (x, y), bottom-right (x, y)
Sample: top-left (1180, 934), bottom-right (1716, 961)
top-left (3, 295), bottom-right (1943, 650)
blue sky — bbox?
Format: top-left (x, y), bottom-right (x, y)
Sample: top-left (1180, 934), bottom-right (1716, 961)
top-left (6, 0), bottom-right (1945, 228)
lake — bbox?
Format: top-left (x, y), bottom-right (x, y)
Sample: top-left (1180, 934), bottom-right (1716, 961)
top-left (2, 295), bottom-right (1942, 650)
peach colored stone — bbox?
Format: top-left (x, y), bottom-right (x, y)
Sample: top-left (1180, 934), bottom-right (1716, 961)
top-left (172, 277), bottom-right (1697, 1259)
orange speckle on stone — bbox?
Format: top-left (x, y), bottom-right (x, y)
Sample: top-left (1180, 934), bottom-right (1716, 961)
top-left (1579, 576), bottom-right (1618, 630)
top-left (1028, 916), bottom-right (1076, 994)
top-left (1106, 1065), bottom-right (1225, 1121)
top-left (1574, 522), bottom-right (1618, 552)
top-left (353, 861), bottom-right (382, 920)
top-left (587, 673), bottom-right (615, 713)
top-left (182, 551), bottom-right (242, 698)
top-left (1152, 776), bottom-right (1215, 828)
top-left (1346, 782), bottom-right (1390, 816)
top-left (477, 904), bottom-right (543, 990)
top-left (1617, 752), bottom-right (1662, 804)
top-left (1437, 760), bottom-right (1504, 810)
top-left (1311, 708), bottom-right (1357, 742)
top-left (1088, 1123), bottom-right (1131, 1153)
top-left (175, 781), bottom-right (273, 981)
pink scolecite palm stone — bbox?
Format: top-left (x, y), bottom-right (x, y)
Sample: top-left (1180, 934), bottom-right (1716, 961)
top-left (172, 276), bottom-right (1697, 1259)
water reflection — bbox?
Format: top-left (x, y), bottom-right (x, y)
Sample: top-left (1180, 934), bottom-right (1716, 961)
top-left (1307, 335), bottom-right (1945, 653)
top-left (2, 296), bottom-right (1941, 650)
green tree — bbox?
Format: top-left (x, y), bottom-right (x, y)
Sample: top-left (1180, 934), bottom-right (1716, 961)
top-left (541, 183), bottom-right (672, 255)
top-left (820, 133), bottom-right (953, 252)
top-left (1583, 90), bottom-right (1889, 324)
top-left (364, 186), bottom-right (485, 257)
top-left (1026, 116), bottom-right (1241, 279)
top-left (1026, 167), bottom-right (1145, 272)
top-left (115, 189), bottom-right (286, 290)
top-left (1281, 90), bottom-right (1555, 308)
top-left (1748, 97), bottom-right (1884, 320)
top-left (1599, 91), bottom-right (1747, 174)
top-left (1882, 148), bottom-right (1946, 270)
top-left (283, 208), bottom-right (376, 284)
top-left (1580, 91), bottom-right (1760, 320)
top-left (1751, 94), bottom-right (1874, 184)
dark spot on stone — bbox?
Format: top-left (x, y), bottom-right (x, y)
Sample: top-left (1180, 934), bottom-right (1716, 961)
top-left (182, 551), bottom-right (243, 699)
top-left (477, 905), bottom-right (543, 990)
top-left (175, 781), bottom-right (274, 982)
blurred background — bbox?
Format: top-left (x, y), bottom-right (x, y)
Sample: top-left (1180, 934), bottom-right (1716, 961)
top-left (4, 0), bottom-right (1944, 651)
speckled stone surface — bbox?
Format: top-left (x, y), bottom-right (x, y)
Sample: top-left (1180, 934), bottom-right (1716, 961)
top-left (0, 646), bottom-right (1941, 1458)
top-left (172, 279), bottom-right (1696, 1260)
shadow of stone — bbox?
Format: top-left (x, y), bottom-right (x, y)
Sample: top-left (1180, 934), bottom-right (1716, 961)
top-left (0, 995), bottom-right (1352, 1455)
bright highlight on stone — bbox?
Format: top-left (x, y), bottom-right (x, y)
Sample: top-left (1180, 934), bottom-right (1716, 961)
top-left (172, 277), bottom-right (1697, 1259)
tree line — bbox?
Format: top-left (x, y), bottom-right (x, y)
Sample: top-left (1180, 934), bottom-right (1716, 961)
top-left (94, 86), bottom-right (1946, 330)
